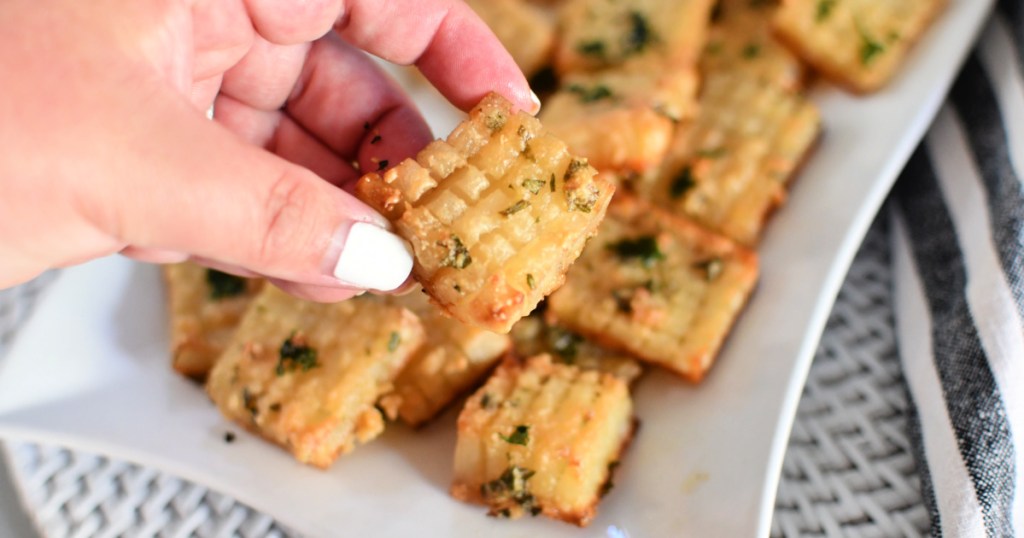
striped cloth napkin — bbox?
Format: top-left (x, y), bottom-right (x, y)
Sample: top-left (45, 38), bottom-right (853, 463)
top-left (891, 1), bottom-right (1023, 535)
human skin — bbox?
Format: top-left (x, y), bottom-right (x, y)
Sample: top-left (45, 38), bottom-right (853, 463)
top-left (0, 0), bottom-right (537, 301)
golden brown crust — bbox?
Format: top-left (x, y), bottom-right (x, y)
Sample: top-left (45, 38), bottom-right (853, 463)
top-left (451, 355), bottom-right (634, 526)
top-left (547, 194), bottom-right (758, 382)
top-left (205, 287), bottom-right (424, 468)
top-left (772, 0), bottom-right (946, 93)
top-left (509, 315), bottom-right (644, 384)
top-left (163, 263), bottom-right (263, 380)
top-left (357, 93), bottom-right (615, 333)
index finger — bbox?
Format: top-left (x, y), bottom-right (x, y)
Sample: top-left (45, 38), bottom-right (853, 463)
top-left (334, 0), bottom-right (539, 114)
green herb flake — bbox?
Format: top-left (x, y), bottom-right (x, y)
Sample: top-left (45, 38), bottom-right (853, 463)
top-left (623, 11), bottom-right (655, 55)
top-left (276, 334), bottom-right (319, 376)
top-left (481, 465), bottom-right (537, 514)
top-left (857, 22), bottom-right (886, 65)
top-left (548, 327), bottom-right (583, 363)
top-left (567, 84), bottom-right (614, 104)
top-left (376, 159), bottom-right (389, 171)
top-left (522, 178), bottom-right (546, 194)
top-left (484, 112), bottom-right (507, 132)
top-left (500, 200), bottom-right (531, 216)
top-left (742, 43), bottom-right (761, 59)
top-left (242, 387), bottom-right (258, 419)
top-left (550, 173), bottom-right (556, 192)
top-left (499, 424), bottom-right (531, 446)
top-left (577, 40), bottom-right (607, 58)
top-left (815, 0), bottom-right (836, 22)
top-left (608, 236), bottom-right (665, 268)
top-left (370, 134), bottom-right (382, 145)
top-left (670, 166), bottom-right (696, 198)
top-left (481, 393), bottom-right (495, 410)
top-left (387, 331), bottom-right (401, 352)
top-left (439, 235), bottom-right (472, 269)
top-left (697, 147), bottom-right (727, 159)
top-left (206, 269), bottom-right (246, 300)
top-left (526, 273), bottom-right (537, 290)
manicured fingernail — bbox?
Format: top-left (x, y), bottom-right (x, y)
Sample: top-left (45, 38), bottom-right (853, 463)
top-left (333, 222), bottom-right (414, 291)
top-left (529, 90), bottom-right (542, 115)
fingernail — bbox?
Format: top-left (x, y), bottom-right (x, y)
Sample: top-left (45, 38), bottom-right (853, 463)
top-left (333, 222), bottom-right (414, 291)
top-left (529, 90), bottom-right (542, 115)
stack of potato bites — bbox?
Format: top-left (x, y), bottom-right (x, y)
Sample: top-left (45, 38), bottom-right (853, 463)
top-left (164, 0), bottom-right (943, 527)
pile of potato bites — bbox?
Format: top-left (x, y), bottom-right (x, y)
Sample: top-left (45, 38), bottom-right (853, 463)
top-left (164, 0), bottom-right (943, 527)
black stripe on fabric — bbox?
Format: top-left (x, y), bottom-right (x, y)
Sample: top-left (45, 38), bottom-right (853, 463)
top-left (901, 371), bottom-right (943, 538)
top-left (950, 54), bottom-right (1024, 323)
top-left (999, 0), bottom-right (1024, 74)
top-left (893, 147), bottom-right (1016, 537)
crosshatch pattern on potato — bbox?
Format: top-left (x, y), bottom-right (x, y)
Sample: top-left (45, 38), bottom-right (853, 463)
top-left (773, 0), bottom-right (945, 93)
top-left (164, 262), bottom-right (264, 380)
top-left (378, 290), bottom-right (511, 427)
top-left (357, 93), bottom-right (614, 333)
top-left (547, 195), bottom-right (758, 381)
top-left (205, 287), bottom-right (425, 468)
top-left (451, 355), bottom-right (634, 526)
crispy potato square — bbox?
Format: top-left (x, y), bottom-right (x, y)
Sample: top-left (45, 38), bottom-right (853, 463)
top-left (163, 262), bottom-right (263, 379)
top-left (773, 0), bottom-right (945, 92)
top-left (379, 290), bottom-right (511, 427)
top-left (206, 287), bottom-right (424, 468)
top-left (510, 314), bottom-right (644, 384)
top-left (554, 0), bottom-right (714, 74)
top-left (640, 70), bottom-right (820, 245)
top-left (357, 93), bottom-right (614, 333)
top-left (465, 0), bottom-right (556, 78)
top-left (451, 355), bottom-right (634, 526)
top-left (547, 195), bottom-right (758, 381)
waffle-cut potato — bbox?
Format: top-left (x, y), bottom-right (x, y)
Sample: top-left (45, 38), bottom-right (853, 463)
top-left (555, 0), bottom-right (715, 74)
top-left (357, 93), bottom-right (615, 333)
top-left (164, 263), bottom-right (263, 379)
top-left (451, 355), bottom-right (634, 526)
top-left (547, 195), bottom-right (758, 381)
top-left (773, 0), bottom-right (945, 93)
top-left (701, 0), bottom-right (808, 91)
top-left (465, 0), bottom-right (556, 78)
top-left (641, 69), bottom-right (820, 245)
top-left (206, 287), bottom-right (424, 468)
top-left (510, 315), bottom-right (644, 384)
top-left (379, 290), bottom-right (511, 427)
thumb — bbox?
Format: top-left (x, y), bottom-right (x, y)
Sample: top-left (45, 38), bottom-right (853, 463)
top-left (91, 93), bottom-right (413, 296)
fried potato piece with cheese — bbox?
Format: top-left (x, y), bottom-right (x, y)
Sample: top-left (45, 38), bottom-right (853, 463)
top-left (206, 287), bottom-right (424, 468)
top-left (702, 0), bottom-right (809, 91)
top-left (547, 195), bottom-right (757, 381)
top-left (465, 0), bottom-right (555, 78)
top-left (642, 72), bottom-right (820, 245)
top-left (555, 0), bottom-right (714, 74)
top-left (164, 262), bottom-right (263, 379)
top-left (452, 355), bottom-right (634, 526)
top-left (357, 93), bottom-right (614, 333)
top-left (510, 314), bottom-right (643, 384)
top-left (379, 290), bottom-right (511, 427)
top-left (773, 0), bottom-right (945, 93)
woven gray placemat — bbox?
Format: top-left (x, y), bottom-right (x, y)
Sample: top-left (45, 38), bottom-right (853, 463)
top-left (0, 213), bottom-right (929, 537)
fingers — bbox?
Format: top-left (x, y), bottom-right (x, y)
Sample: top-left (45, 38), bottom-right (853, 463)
top-left (220, 36), bottom-right (310, 112)
top-left (88, 82), bottom-right (414, 296)
top-left (335, 0), bottom-right (537, 114)
top-left (284, 36), bottom-right (433, 173)
top-left (243, 0), bottom-right (343, 45)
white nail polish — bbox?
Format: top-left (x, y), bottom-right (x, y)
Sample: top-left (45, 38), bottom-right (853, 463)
top-left (333, 222), bottom-right (413, 291)
top-left (529, 90), bottom-right (542, 114)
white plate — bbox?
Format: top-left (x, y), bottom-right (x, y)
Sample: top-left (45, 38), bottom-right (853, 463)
top-left (0, 3), bottom-right (994, 536)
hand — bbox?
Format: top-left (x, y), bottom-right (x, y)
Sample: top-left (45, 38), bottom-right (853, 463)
top-left (0, 0), bottom-right (537, 301)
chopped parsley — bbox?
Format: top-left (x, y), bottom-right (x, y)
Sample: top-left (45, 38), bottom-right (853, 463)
top-left (522, 178), bottom-right (546, 194)
top-left (547, 327), bottom-right (583, 363)
top-left (608, 236), bottom-right (665, 268)
top-left (526, 273), bottom-right (537, 290)
top-left (499, 425), bottom-right (531, 446)
top-left (387, 331), bottom-right (401, 352)
top-left (670, 166), bottom-right (696, 198)
top-left (857, 22), bottom-right (886, 65)
top-left (242, 387), bottom-right (258, 418)
top-left (567, 83), bottom-right (614, 104)
top-left (481, 392), bottom-right (495, 410)
top-left (439, 235), bottom-right (472, 269)
top-left (500, 200), bottom-right (531, 216)
top-left (742, 43), bottom-right (761, 59)
top-left (276, 334), bottom-right (319, 376)
top-left (623, 11), bottom-right (655, 56)
top-left (481, 465), bottom-right (538, 516)
top-left (484, 111), bottom-right (507, 132)
top-left (206, 269), bottom-right (246, 300)
top-left (697, 147), bottom-right (727, 159)
top-left (577, 40), bottom-right (607, 58)
top-left (549, 173), bottom-right (556, 192)
top-left (376, 159), bottom-right (389, 171)
top-left (567, 185), bottom-right (599, 213)
top-left (370, 134), bottom-right (382, 145)
top-left (816, 0), bottom-right (836, 22)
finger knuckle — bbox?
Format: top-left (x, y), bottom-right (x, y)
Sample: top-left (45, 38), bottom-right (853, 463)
top-left (259, 168), bottom-right (320, 267)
